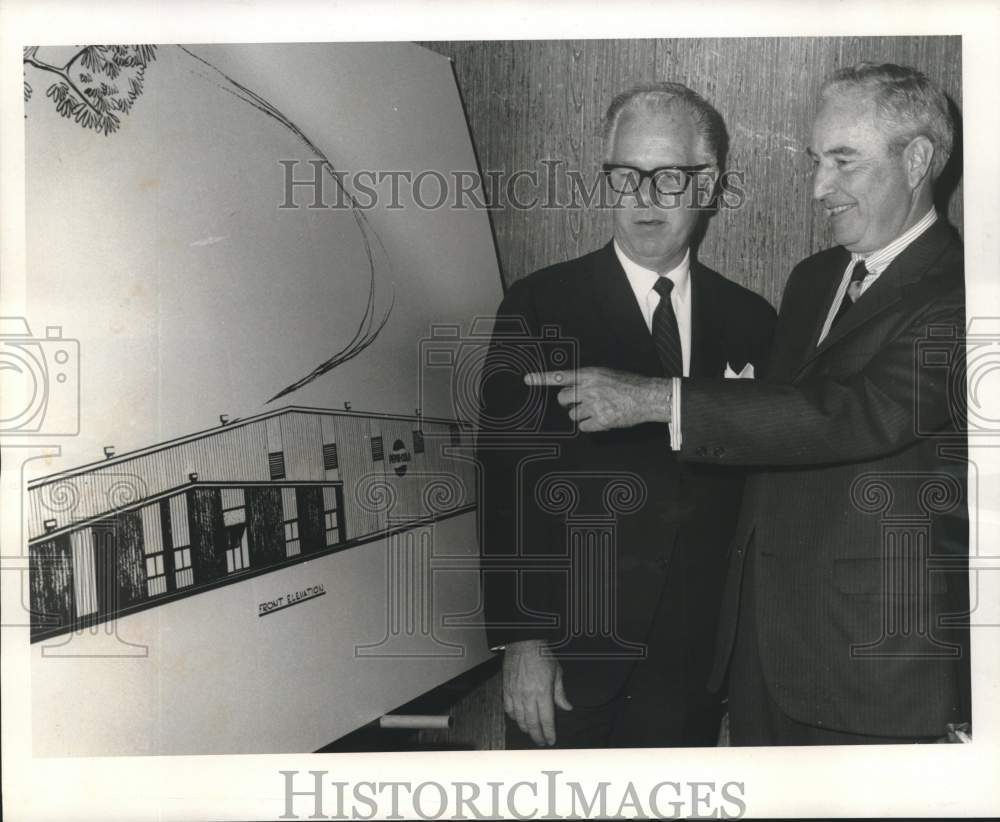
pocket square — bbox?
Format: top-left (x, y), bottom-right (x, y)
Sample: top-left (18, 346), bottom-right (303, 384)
top-left (724, 361), bottom-right (755, 379)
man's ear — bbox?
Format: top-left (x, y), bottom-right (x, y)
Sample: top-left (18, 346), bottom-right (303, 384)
top-left (903, 135), bottom-right (934, 188)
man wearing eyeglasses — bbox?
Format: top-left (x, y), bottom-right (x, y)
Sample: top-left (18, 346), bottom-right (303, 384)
top-left (478, 82), bottom-right (776, 748)
top-left (524, 64), bottom-right (969, 745)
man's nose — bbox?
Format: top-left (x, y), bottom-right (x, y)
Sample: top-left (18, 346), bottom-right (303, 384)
top-left (628, 176), bottom-right (656, 208)
top-left (812, 163), bottom-right (835, 201)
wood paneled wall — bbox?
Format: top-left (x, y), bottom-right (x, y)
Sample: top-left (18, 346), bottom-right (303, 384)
top-left (422, 37), bottom-right (962, 308)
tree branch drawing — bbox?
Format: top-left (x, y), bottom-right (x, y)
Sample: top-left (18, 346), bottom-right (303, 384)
top-left (24, 42), bottom-right (395, 407)
top-left (175, 46), bottom-right (394, 404)
top-left (23, 45), bottom-right (157, 135)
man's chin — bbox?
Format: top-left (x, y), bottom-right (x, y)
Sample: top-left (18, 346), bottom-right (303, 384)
top-left (831, 227), bottom-right (862, 250)
top-left (622, 242), bottom-right (686, 268)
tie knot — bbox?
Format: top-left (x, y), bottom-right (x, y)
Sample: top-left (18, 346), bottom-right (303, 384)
top-left (850, 260), bottom-right (869, 284)
top-left (653, 277), bottom-right (674, 298)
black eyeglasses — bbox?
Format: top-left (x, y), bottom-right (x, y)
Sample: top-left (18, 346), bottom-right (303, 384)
top-left (602, 163), bottom-right (713, 196)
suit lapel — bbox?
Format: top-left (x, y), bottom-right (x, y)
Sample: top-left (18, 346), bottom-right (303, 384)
top-left (589, 250), bottom-right (726, 379)
top-left (764, 250), bottom-right (847, 381)
top-left (588, 242), bottom-right (664, 377)
top-left (793, 220), bottom-right (957, 380)
top-left (811, 261), bottom-right (900, 353)
top-left (805, 249), bottom-right (851, 352)
top-left (689, 263), bottom-right (725, 378)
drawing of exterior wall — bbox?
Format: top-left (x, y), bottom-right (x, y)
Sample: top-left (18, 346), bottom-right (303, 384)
top-left (28, 406), bottom-right (476, 643)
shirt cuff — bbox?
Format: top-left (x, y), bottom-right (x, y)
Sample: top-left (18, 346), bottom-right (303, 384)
top-left (668, 377), bottom-right (682, 451)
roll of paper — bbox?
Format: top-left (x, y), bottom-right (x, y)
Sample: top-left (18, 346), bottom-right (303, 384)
top-left (378, 714), bottom-right (452, 730)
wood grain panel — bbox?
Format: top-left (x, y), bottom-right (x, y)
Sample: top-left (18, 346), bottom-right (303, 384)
top-left (424, 37), bottom-right (962, 309)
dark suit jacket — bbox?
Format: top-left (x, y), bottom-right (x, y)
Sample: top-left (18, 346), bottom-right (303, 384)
top-left (479, 241), bottom-right (776, 711)
top-left (682, 220), bottom-right (969, 737)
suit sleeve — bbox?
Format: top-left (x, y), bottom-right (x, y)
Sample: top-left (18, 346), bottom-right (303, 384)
top-left (477, 282), bottom-right (564, 647)
top-left (679, 282), bottom-right (963, 467)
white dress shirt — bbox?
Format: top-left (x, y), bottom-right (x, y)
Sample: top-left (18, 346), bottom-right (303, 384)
top-left (614, 242), bottom-right (690, 448)
top-left (816, 208), bottom-right (938, 345)
top-left (614, 242), bottom-right (693, 376)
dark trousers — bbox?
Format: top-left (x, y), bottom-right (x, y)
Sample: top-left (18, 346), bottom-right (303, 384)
top-left (504, 656), bottom-right (723, 749)
top-left (728, 543), bottom-right (937, 746)
top-left (505, 561), bottom-right (724, 749)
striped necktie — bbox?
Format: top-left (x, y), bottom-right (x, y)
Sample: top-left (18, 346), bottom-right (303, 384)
top-left (651, 277), bottom-right (683, 377)
top-left (831, 260), bottom-right (870, 329)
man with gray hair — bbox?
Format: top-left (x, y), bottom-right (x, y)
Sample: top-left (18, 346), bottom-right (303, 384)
top-left (527, 63), bottom-right (969, 744)
top-left (479, 82), bottom-right (775, 747)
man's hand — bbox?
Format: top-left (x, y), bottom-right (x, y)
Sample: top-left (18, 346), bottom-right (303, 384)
top-left (524, 367), bottom-right (672, 431)
top-left (502, 639), bottom-right (573, 746)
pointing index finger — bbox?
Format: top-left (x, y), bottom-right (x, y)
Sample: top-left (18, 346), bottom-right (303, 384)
top-left (524, 370), bottom-right (574, 386)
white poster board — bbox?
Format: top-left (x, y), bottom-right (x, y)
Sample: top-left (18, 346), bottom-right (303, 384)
top-left (20, 42), bottom-right (500, 756)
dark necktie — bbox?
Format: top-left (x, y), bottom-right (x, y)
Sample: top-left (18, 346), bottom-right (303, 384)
top-left (831, 260), bottom-right (870, 329)
top-left (651, 277), bottom-right (683, 377)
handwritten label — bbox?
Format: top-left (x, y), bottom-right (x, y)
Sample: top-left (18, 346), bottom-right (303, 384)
top-left (258, 584), bottom-right (326, 617)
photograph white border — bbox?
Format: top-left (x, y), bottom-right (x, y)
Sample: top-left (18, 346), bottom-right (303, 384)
top-left (2, 1), bottom-right (998, 819)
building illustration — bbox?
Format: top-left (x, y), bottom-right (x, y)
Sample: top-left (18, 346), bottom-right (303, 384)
top-left (28, 406), bottom-right (476, 645)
